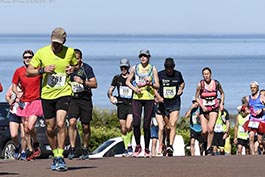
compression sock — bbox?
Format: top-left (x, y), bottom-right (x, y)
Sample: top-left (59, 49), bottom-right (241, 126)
top-left (57, 148), bottom-right (64, 158)
top-left (52, 148), bottom-right (58, 158)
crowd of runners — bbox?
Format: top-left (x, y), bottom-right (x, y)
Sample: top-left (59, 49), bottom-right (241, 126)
top-left (1, 27), bottom-right (265, 172)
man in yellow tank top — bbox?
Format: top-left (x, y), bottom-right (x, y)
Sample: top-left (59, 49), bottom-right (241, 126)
top-left (26, 27), bottom-right (78, 171)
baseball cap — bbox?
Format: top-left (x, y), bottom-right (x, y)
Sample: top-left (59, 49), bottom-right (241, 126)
top-left (51, 27), bottom-right (67, 44)
top-left (192, 96), bottom-right (196, 102)
top-left (250, 81), bottom-right (259, 87)
top-left (120, 58), bottom-right (130, 67)
top-left (139, 49), bottom-right (151, 57)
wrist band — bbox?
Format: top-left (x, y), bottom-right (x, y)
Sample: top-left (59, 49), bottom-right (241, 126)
top-left (38, 67), bottom-right (44, 75)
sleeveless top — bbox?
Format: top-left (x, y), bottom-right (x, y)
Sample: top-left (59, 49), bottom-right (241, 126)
top-left (237, 113), bottom-right (249, 140)
top-left (133, 63), bottom-right (155, 100)
top-left (200, 79), bottom-right (219, 111)
top-left (248, 94), bottom-right (265, 120)
top-left (214, 110), bottom-right (228, 133)
top-left (190, 107), bottom-right (201, 132)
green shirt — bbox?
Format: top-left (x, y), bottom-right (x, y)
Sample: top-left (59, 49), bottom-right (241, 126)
top-left (30, 45), bottom-right (78, 99)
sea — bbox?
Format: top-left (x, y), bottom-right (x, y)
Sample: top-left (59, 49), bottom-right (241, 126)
top-left (1, 34), bottom-right (265, 117)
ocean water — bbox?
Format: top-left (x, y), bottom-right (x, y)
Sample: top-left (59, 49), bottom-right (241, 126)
top-left (1, 34), bottom-right (265, 116)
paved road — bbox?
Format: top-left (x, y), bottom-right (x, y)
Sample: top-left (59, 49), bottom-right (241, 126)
top-left (0, 155), bottom-right (264, 177)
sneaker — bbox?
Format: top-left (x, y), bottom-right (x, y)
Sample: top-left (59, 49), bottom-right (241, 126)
top-left (79, 148), bottom-right (89, 160)
top-left (13, 145), bottom-right (20, 160)
top-left (144, 149), bottom-right (151, 158)
top-left (33, 147), bottom-right (41, 158)
top-left (68, 147), bottom-right (76, 160)
top-left (56, 157), bottom-right (67, 172)
top-left (166, 146), bottom-right (174, 157)
top-left (122, 150), bottom-right (129, 157)
top-left (20, 152), bottom-right (27, 161)
top-left (205, 147), bottom-right (214, 156)
top-left (133, 145), bottom-right (142, 157)
top-left (127, 146), bottom-right (133, 156)
top-left (27, 152), bottom-right (35, 161)
top-left (50, 158), bottom-right (58, 171)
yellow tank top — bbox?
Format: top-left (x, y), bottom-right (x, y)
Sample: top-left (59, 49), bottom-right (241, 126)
top-left (133, 63), bottom-right (155, 100)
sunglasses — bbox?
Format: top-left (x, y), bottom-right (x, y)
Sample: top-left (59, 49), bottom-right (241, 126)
top-left (23, 56), bottom-right (33, 59)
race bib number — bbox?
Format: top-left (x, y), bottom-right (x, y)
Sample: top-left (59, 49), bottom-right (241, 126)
top-left (192, 115), bottom-right (198, 124)
top-left (163, 86), bottom-right (176, 99)
top-left (239, 126), bottom-right (246, 133)
top-left (248, 121), bottom-right (260, 129)
top-left (71, 82), bottom-right (84, 93)
top-left (47, 73), bottom-right (66, 89)
top-left (214, 124), bottom-right (223, 132)
top-left (119, 86), bottom-right (132, 99)
top-left (203, 99), bottom-right (215, 106)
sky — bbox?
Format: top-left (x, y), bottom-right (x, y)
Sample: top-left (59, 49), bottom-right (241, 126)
top-left (1, 0), bottom-right (265, 34)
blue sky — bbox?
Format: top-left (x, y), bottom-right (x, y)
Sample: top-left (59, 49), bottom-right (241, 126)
top-left (1, 0), bottom-right (265, 34)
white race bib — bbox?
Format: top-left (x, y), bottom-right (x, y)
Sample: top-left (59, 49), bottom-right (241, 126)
top-left (203, 99), bottom-right (215, 106)
top-left (214, 124), bottom-right (223, 132)
top-left (119, 86), bottom-right (132, 99)
top-left (71, 82), bottom-right (84, 93)
top-left (163, 86), bottom-right (176, 99)
top-left (47, 73), bottom-right (66, 89)
top-left (248, 121), bottom-right (260, 129)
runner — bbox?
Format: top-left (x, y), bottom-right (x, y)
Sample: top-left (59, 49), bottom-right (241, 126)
top-left (185, 97), bottom-right (203, 156)
top-left (26, 27), bottom-right (78, 171)
top-left (67, 49), bottom-right (97, 160)
top-left (126, 49), bottom-right (159, 157)
top-left (5, 85), bottom-right (28, 160)
top-left (234, 104), bottom-right (250, 155)
top-left (195, 67), bottom-right (225, 155)
top-left (155, 58), bottom-right (185, 156)
top-left (212, 100), bottom-right (230, 155)
top-left (243, 81), bottom-right (265, 155)
top-left (107, 58), bottom-right (133, 157)
top-left (11, 49), bottom-right (42, 161)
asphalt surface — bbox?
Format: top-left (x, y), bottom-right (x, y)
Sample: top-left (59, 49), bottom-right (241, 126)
top-left (0, 155), bottom-right (265, 177)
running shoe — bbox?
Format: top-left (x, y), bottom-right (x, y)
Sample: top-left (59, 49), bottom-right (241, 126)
top-left (56, 157), bottom-right (67, 172)
top-left (68, 147), bottom-right (76, 160)
top-left (122, 150), bottom-right (129, 157)
top-left (127, 146), bottom-right (133, 156)
top-left (79, 148), bottom-right (89, 160)
top-left (14, 145), bottom-right (20, 160)
top-left (166, 145), bottom-right (174, 157)
top-left (20, 152), bottom-right (27, 161)
top-left (50, 158), bottom-right (58, 171)
top-left (33, 147), bottom-right (41, 158)
top-left (26, 151), bottom-right (35, 161)
top-left (205, 147), bottom-right (214, 156)
top-left (144, 149), bottom-right (151, 158)
top-left (132, 145), bottom-right (142, 157)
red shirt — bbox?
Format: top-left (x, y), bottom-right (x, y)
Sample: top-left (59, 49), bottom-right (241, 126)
top-left (12, 66), bottom-right (41, 102)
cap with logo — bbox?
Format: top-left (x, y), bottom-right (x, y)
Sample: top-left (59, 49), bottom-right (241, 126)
top-left (120, 58), bottom-right (130, 67)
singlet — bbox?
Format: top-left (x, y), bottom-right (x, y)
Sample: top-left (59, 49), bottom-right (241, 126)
top-left (111, 74), bottom-right (133, 105)
top-left (214, 109), bottom-right (229, 133)
top-left (237, 113), bottom-right (249, 140)
top-left (30, 45), bottom-right (78, 100)
top-left (200, 79), bottom-right (219, 111)
top-left (190, 107), bottom-right (201, 132)
top-left (158, 69), bottom-right (184, 105)
top-left (248, 94), bottom-right (265, 120)
top-left (133, 63), bottom-right (155, 100)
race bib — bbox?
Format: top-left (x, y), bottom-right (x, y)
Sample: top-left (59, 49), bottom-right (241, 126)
top-left (119, 86), bottom-right (132, 99)
top-left (239, 126), bottom-right (246, 133)
top-left (214, 124), bottom-right (223, 132)
top-left (192, 115), bottom-right (198, 124)
top-left (151, 117), bottom-right (158, 126)
top-left (248, 121), bottom-right (260, 129)
top-left (163, 86), bottom-right (176, 99)
top-left (47, 73), bottom-right (66, 89)
top-left (136, 77), bottom-right (146, 87)
top-left (203, 99), bottom-right (215, 106)
top-left (71, 82), bottom-right (84, 93)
